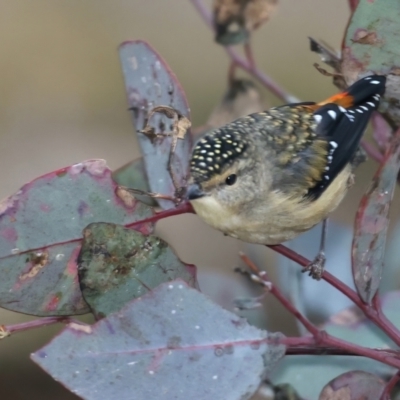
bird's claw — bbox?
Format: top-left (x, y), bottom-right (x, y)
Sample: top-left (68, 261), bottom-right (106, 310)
top-left (302, 253), bottom-right (326, 280)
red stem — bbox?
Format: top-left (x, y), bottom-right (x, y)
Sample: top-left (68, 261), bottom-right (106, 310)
top-left (228, 62), bottom-right (237, 85)
top-left (268, 244), bottom-right (400, 347)
top-left (244, 41), bottom-right (256, 70)
top-left (240, 252), bottom-right (320, 338)
top-left (381, 370), bottom-right (400, 400)
top-left (348, 0), bottom-right (359, 12)
top-left (190, 0), bottom-right (299, 104)
top-left (279, 337), bottom-right (400, 359)
top-left (240, 253), bottom-right (400, 369)
top-left (3, 316), bottom-right (76, 336)
top-left (272, 284), bottom-right (400, 368)
top-left (126, 201), bottom-right (195, 230)
top-left (271, 284), bottom-right (319, 337)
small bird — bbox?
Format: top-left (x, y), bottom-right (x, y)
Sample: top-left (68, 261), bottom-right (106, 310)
top-left (186, 75), bottom-right (386, 278)
top-left (213, 0), bottom-right (278, 45)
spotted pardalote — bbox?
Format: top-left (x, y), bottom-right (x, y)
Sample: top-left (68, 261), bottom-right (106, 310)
top-left (186, 75), bottom-right (386, 278)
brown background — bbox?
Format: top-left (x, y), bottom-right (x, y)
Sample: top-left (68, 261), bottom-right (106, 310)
top-left (0, 1), bottom-right (398, 399)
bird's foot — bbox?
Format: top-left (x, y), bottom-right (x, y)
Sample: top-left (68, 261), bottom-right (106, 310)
top-left (302, 253), bottom-right (326, 280)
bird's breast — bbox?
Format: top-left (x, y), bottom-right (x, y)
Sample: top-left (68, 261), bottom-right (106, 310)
top-left (190, 166), bottom-right (351, 244)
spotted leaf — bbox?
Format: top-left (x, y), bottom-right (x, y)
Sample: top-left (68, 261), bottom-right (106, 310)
top-left (32, 280), bottom-right (286, 400)
top-left (0, 160), bottom-right (154, 316)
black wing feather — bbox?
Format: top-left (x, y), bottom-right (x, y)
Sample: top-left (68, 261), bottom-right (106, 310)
top-left (308, 75), bottom-right (386, 198)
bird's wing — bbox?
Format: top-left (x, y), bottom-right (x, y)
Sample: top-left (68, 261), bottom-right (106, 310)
top-left (264, 75), bottom-right (386, 199)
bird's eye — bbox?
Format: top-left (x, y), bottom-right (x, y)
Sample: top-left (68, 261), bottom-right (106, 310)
top-left (225, 174), bottom-right (237, 186)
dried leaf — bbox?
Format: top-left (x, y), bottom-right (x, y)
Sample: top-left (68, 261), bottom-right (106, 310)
top-left (309, 37), bottom-right (346, 90)
top-left (78, 223), bottom-right (197, 319)
top-left (112, 157), bottom-right (157, 207)
top-left (352, 129), bottom-right (400, 303)
top-left (351, 30), bottom-right (381, 45)
top-left (309, 38), bottom-right (341, 70)
top-left (213, 0), bottom-right (278, 45)
top-left (234, 295), bottom-right (264, 310)
top-left (0, 325), bottom-right (10, 339)
top-left (313, 63), bottom-right (341, 78)
top-left (318, 370), bottom-right (385, 400)
top-left (142, 105), bottom-right (191, 146)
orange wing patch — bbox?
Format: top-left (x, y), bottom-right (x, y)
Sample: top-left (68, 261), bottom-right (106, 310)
top-left (317, 92), bottom-right (355, 108)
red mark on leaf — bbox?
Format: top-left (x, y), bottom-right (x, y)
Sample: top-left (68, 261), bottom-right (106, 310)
top-left (360, 215), bottom-right (388, 234)
top-left (0, 227), bottom-right (18, 242)
top-left (66, 246), bottom-right (81, 277)
top-left (45, 294), bottom-right (61, 312)
top-left (13, 250), bottom-right (50, 290)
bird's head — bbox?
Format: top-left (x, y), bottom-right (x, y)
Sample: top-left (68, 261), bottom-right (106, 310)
top-left (186, 127), bottom-right (261, 218)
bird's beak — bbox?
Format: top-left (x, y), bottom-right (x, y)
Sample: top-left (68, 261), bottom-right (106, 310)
top-left (186, 183), bottom-right (205, 200)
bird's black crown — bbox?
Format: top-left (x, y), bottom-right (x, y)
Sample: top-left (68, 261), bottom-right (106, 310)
top-left (190, 127), bottom-right (248, 181)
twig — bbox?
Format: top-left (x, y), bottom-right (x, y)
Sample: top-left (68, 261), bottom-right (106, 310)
top-left (239, 252), bottom-right (320, 338)
top-left (283, 338), bottom-right (400, 361)
top-left (244, 41), bottom-right (256, 70)
top-left (1, 316), bottom-right (77, 338)
top-left (126, 201), bottom-right (195, 230)
top-left (372, 294), bottom-right (400, 349)
top-left (127, 188), bottom-right (179, 204)
top-left (281, 336), bottom-right (399, 357)
top-left (228, 62), bottom-right (237, 85)
top-left (381, 370), bottom-right (400, 400)
top-left (349, 0), bottom-right (359, 12)
top-left (267, 244), bottom-right (400, 347)
top-left (239, 252), bottom-right (400, 369)
top-left (190, 0), bottom-right (299, 104)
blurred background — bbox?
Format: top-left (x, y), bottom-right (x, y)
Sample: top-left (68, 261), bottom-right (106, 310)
top-left (1, 1), bottom-right (400, 398)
